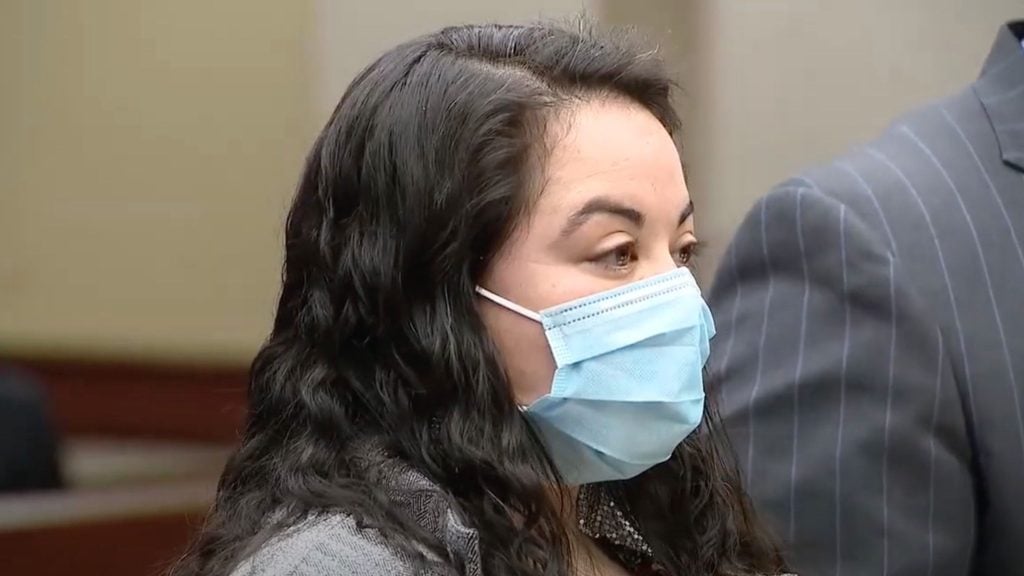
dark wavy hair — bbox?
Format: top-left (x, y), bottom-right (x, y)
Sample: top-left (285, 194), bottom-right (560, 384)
top-left (172, 21), bottom-right (784, 576)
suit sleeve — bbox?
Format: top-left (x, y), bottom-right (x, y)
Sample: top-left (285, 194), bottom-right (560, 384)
top-left (708, 185), bottom-right (976, 576)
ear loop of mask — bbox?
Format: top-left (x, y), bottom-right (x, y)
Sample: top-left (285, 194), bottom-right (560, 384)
top-left (475, 286), bottom-right (542, 411)
top-left (474, 286), bottom-right (543, 323)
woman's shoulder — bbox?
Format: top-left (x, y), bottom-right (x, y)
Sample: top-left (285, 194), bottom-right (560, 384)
top-left (229, 512), bottom-right (443, 576)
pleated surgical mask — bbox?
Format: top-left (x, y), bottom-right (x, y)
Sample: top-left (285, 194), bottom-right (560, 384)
top-left (476, 266), bottom-right (715, 484)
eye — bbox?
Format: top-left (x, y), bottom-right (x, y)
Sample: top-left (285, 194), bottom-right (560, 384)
top-left (675, 240), bottom-right (702, 267)
top-left (594, 242), bottom-right (638, 271)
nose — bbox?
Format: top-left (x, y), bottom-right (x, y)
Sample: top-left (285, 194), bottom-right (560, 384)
top-left (638, 249), bottom-right (680, 280)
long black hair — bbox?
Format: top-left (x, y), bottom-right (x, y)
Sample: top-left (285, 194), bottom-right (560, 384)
top-left (173, 21), bottom-right (784, 576)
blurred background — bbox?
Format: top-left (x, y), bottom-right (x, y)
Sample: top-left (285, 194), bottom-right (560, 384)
top-left (0, 1), bottom-right (1018, 574)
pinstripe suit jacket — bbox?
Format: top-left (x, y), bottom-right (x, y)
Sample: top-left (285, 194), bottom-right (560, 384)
top-left (708, 22), bottom-right (1024, 576)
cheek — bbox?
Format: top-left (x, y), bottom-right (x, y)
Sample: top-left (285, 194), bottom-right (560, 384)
top-left (479, 304), bottom-right (556, 404)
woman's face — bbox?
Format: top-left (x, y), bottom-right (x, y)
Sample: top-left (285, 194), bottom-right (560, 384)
top-left (478, 96), bottom-right (697, 405)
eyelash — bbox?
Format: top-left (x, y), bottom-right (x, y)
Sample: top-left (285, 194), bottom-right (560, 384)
top-left (680, 241), bottom-right (703, 266)
top-left (594, 241), bottom-right (702, 271)
top-left (597, 243), bottom-right (638, 271)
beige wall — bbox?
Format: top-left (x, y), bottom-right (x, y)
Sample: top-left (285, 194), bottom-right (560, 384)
top-left (0, 1), bottom-right (316, 364)
top-left (603, 0), bottom-right (1021, 284)
top-left (0, 0), bottom-right (590, 364)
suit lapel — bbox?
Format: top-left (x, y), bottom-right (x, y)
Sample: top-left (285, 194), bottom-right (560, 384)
top-left (975, 21), bottom-right (1024, 172)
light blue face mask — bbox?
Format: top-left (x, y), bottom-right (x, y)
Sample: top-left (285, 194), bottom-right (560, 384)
top-left (476, 266), bottom-right (715, 485)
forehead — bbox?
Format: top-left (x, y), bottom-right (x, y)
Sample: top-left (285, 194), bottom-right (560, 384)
top-left (535, 97), bottom-right (687, 217)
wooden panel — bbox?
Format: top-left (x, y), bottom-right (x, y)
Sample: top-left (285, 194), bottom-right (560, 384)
top-left (0, 480), bottom-right (216, 576)
top-left (3, 357), bottom-right (248, 442)
top-left (0, 513), bottom-right (198, 576)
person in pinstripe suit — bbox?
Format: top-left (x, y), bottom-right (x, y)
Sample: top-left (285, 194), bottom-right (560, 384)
top-left (708, 21), bottom-right (1024, 576)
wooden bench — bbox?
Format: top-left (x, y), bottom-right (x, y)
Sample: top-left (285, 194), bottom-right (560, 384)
top-left (0, 477), bottom-right (217, 576)
top-left (0, 357), bottom-right (246, 576)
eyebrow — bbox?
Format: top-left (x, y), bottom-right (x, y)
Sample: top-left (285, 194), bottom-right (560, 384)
top-left (558, 197), bottom-right (694, 239)
top-left (679, 200), bottom-right (695, 225)
top-left (559, 197), bottom-right (644, 239)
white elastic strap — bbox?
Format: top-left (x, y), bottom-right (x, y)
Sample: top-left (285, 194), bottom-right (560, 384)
top-left (474, 286), bottom-right (543, 323)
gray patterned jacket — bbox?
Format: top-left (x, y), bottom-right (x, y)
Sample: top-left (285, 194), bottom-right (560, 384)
top-left (229, 439), bottom-right (789, 575)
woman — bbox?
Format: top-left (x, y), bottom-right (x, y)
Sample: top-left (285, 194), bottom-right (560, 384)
top-left (173, 21), bottom-right (789, 576)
